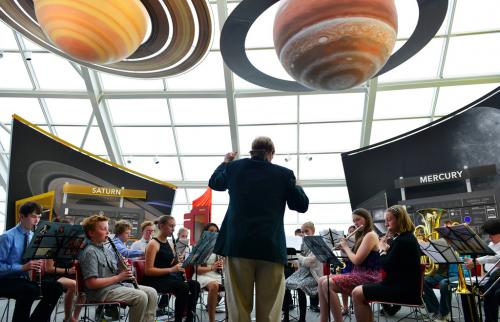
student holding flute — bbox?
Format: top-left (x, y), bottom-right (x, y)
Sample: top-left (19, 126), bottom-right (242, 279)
top-left (318, 208), bottom-right (382, 322)
top-left (352, 205), bottom-right (421, 322)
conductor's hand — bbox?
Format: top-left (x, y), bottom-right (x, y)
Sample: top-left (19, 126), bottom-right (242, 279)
top-left (22, 260), bottom-right (42, 272)
top-left (117, 267), bottom-right (134, 282)
top-left (224, 152), bottom-right (237, 163)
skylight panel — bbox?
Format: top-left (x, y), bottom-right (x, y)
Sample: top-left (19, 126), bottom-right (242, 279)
top-left (115, 127), bottom-right (176, 154)
top-left (108, 99), bottom-right (171, 125)
top-left (236, 96), bottom-right (297, 124)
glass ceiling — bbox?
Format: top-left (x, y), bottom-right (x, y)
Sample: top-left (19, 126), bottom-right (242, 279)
top-left (1, 0), bottom-right (500, 234)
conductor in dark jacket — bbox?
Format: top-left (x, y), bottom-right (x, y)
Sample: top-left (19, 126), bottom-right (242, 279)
top-left (209, 136), bottom-right (309, 322)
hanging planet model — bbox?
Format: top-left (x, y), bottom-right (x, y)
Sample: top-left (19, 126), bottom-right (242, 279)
top-left (273, 0), bottom-right (398, 91)
top-left (34, 0), bottom-right (150, 65)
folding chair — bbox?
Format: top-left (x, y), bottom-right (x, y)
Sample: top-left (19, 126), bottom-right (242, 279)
top-left (0, 298), bottom-right (10, 322)
top-left (72, 262), bottom-right (129, 322)
top-left (132, 259), bottom-right (176, 320)
top-left (370, 264), bottom-right (431, 322)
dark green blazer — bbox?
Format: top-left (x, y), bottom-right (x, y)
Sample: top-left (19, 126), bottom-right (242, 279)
top-left (209, 157), bottom-right (309, 265)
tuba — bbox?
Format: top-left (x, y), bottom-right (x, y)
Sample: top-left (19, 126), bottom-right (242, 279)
top-left (456, 260), bottom-right (480, 322)
top-left (414, 208), bottom-right (444, 275)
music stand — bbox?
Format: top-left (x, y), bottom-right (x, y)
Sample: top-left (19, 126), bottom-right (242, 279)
top-left (418, 238), bottom-right (462, 322)
top-left (22, 221), bottom-right (85, 296)
top-left (303, 236), bottom-right (341, 322)
top-left (436, 224), bottom-right (496, 321)
top-left (182, 231), bottom-right (220, 321)
top-left (23, 220), bottom-right (85, 262)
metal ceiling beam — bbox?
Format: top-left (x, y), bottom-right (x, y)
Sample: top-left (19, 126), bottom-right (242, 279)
top-left (0, 141), bottom-right (9, 190)
top-left (360, 78), bottom-right (378, 147)
top-left (0, 89), bottom-right (88, 98)
top-left (1, 75), bottom-right (498, 100)
top-left (170, 178), bottom-right (347, 189)
top-left (430, 0), bottom-right (457, 121)
top-left (216, 0), bottom-right (240, 154)
top-left (81, 67), bottom-right (124, 165)
top-left (163, 79), bottom-right (187, 189)
top-left (13, 32), bottom-right (57, 136)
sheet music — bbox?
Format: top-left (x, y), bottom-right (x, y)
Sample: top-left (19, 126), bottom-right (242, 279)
top-left (418, 238), bottom-right (461, 264)
top-left (286, 235), bottom-right (302, 252)
top-left (436, 224), bottom-right (496, 256)
top-left (319, 229), bottom-right (343, 249)
top-left (303, 235), bottom-right (341, 266)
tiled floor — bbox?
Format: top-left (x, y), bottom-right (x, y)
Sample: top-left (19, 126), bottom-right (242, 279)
top-left (0, 293), bottom-right (469, 322)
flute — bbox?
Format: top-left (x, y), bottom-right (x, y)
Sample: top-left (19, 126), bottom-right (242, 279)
top-left (107, 237), bottom-right (139, 289)
top-left (346, 225), bottom-right (364, 239)
top-left (335, 225), bottom-right (364, 248)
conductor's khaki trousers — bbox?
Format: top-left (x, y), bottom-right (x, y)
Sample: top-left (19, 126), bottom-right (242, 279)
top-left (224, 257), bottom-right (285, 322)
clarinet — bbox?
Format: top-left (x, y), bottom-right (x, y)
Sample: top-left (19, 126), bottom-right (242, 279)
top-left (171, 234), bottom-right (187, 282)
top-left (107, 237), bottom-right (139, 289)
top-left (31, 224), bottom-right (43, 298)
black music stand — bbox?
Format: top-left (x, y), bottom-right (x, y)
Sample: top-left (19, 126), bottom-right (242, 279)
top-left (304, 236), bottom-right (341, 322)
top-left (418, 238), bottom-right (462, 322)
top-left (23, 220), bottom-right (85, 262)
top-left (436, 224), bottom-right (496, 321)
top-left (22, 221), bottom-right (85, 295)
top-left (183, 231), bottom-right (220, 321)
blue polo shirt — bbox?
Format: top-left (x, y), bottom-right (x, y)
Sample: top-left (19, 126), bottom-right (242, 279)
top-left (0, 224), bottom-right (32, 278)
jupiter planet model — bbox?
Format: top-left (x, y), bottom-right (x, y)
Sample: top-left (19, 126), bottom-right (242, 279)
top-left (273, 0), bottom-right (398, 91)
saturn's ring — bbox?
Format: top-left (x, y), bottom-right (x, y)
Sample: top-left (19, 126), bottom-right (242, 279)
top-left (220, 0), bottom-right (448, 92)
top-left (0, 0), bottom-right (214, 78)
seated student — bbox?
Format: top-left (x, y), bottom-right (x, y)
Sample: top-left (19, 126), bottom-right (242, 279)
top-left (143, 215), bottom-right (200, 322)
top-left (131, 221), bottom-right (155, 252)
top-left (466, 218), bottom-right (500, 322)
top-left (352, 205), bottom-right (421, 322)
top-left (79, 214), bottom-right (158, 322)
top-left (340, 225), bottom-right (356, 314)
top-left (191, 223), bottom-right (224, 322)
top-left (44, 217), bottom-right (83, 322)
top-left (176, 227), bottom-right (190, 259)
top-left (318, 209), bottom-right (381, 322)
top-left (0, 201), bottom-right (64, 321)
top-left (285, 221), bottom-right (322, 322)
top-left (111, 220), bottom-right (144, 258)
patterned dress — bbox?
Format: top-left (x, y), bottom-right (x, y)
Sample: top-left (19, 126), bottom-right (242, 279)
top-left (330, 251), bottom-right (382, 294)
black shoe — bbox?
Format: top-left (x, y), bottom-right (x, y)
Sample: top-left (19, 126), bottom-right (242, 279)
top-left (309, 305), bottom-right (320, 312)
top-left (156, 307), bottom-right (169, 317)
top-left (387, 305), bottom-right (401, 316)
top-left (104, 305), bottom-right (120, 320)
